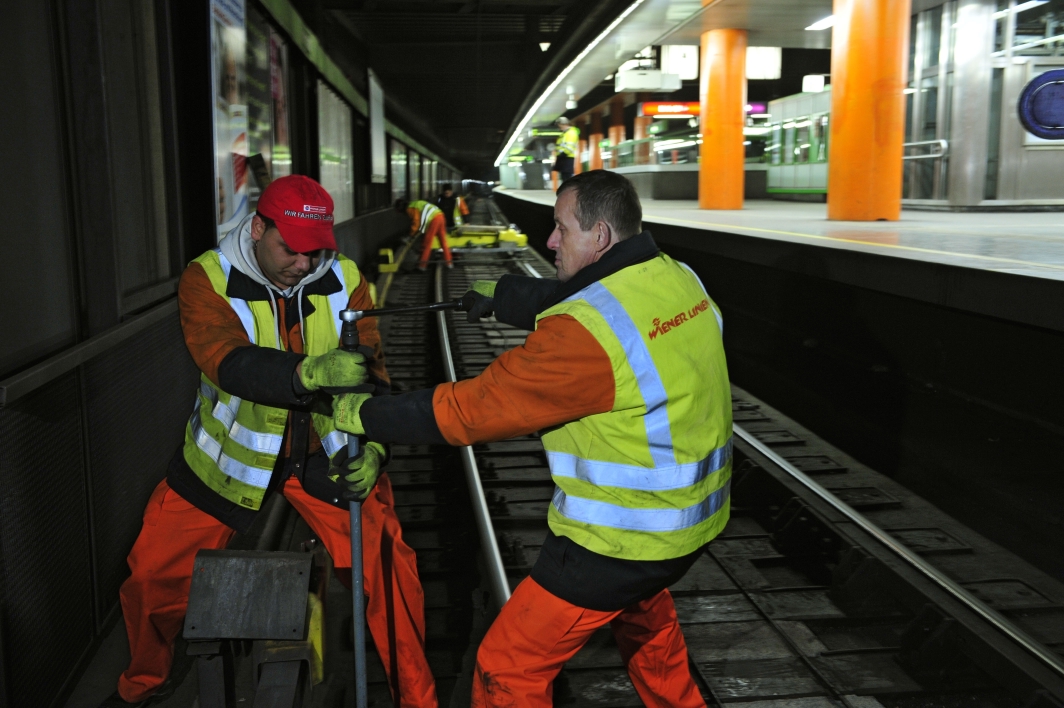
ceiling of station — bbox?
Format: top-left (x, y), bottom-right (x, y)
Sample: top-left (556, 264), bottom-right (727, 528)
top-left (494, 0), bottom-right (834, 164)
top-left (316, 0), bottom-right (633, 176)
top-left (659, 0), bottom-right (834, 49)
top-left (312, 0), bottom-right (833, 175)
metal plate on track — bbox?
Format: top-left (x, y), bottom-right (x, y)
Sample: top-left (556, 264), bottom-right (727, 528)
top-left (184, 550), bottom-right (311, 640)
top-left (781, 456), bottom-right (848, 475)
top-left (752, 430), bottom-right (806, 446)
top-left (887, 528), bottom-right (972, 555)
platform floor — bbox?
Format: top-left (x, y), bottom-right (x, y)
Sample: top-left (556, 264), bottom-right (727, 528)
top-left (505, 190), bottom-right (1064, 282)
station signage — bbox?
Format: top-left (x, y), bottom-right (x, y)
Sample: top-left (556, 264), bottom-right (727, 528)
top-left (640, 102), bottom-right (700, 117)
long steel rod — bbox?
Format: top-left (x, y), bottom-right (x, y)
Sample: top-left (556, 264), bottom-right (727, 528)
top-left (733, 423), bottom-right (1064, 681)
top-left (434, 265), bottom-right (512, 608)
top-left (368, 299), bottom-right (466, 318)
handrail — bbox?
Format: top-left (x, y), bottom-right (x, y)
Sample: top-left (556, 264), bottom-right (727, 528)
top-left (734, 423), bottom-right (1064, 684)
top-left (0, 298), bottom-right (178, 407)
top-left (434, 265), bottom-right (512, 609)
top-left (902, 139), bottom-right (949, 161)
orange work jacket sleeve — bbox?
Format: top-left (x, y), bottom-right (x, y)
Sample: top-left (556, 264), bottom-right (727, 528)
top-left (407, 207), bottom-right (421, 235)
top-left (458, 197), bottom-right (470, 216)
top-left (431, 314), bottom-right (615, 446)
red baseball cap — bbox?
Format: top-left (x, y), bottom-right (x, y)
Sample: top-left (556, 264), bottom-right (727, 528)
top-left (256, 175), bottom-right (338, 252)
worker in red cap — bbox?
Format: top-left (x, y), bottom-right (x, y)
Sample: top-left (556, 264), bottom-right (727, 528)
top-left (101, 175), bottom-right (437, 707)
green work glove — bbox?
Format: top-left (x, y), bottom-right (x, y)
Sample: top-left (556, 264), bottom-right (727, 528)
top-left (465, 280), bottom-right (497, 324)
top-left (299, 348), bottom-right (367, 394)
top-left (333, 392), bottom-right (371, 436)
top-left (471, 280), bottom-right (496, 297)
top-left (335, 442), bottom-right (387, 501)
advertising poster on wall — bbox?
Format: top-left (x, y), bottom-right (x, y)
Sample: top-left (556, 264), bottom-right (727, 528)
top-left (369, 70), bottom-right (387, 184)
top-left (245, 7), bottom-right (270, 211)
top-left (270, 30), bottom-right (292, 179)
top-left (210, 0), bottom-right (248, 240)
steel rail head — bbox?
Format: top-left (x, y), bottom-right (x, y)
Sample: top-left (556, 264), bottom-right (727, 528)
top-left (733, 423), bottom-right (1064, 684)
top-left (434, 264), bottom-right (512, 609)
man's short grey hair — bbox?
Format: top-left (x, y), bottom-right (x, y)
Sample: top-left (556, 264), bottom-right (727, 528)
top-left (556, 170), bottom-right (643, 240)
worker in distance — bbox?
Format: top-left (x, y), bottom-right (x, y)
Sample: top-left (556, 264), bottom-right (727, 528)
top-left (103, 175), bottom-right (436, 708)
top-left (436, 182), bottom-right (471, 229)
top-left (552, 116), bottom-right (580, 184)
top-left (396, 195), bottom-right (454, 270)
top-left (332, 170), bottom-right (732, 707)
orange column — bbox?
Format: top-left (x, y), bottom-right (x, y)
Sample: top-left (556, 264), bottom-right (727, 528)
top-left (634, 115), bottom-right (653, 165)
top-left (698, 29), bottom-right (747, 210)
top-left (827, 0), bottom-right (911, 220)
top-left (608, 96), bottom-right (626, 168)
top-left (589, 111), bottom-right (604, 170)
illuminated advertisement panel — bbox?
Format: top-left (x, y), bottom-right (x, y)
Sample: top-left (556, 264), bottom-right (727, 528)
top-left (640, 101), bottom-right (700, 117)
top-left (210, 0), bottom-right (248, 240)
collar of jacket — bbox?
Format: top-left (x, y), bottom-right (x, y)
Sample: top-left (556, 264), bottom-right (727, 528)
top-left (225, 265), bottom-right (344, 303)
top-left (538, 230), bottom-right (659, 313)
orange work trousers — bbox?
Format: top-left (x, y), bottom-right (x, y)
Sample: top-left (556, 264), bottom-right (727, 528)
top-left (472, 576), bottom-right (705, 708)
top-left (417, 214), bottom-right (453, 267)
top-left (117, 473), bottom-right (437, 707)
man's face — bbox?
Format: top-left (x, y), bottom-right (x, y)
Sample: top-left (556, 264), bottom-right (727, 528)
top-left (547, 189), bottom-right (611, 282)
top-left (251, 216), bottom-right (320, 288)
top-left (443, 189), bottom-right (453, 198)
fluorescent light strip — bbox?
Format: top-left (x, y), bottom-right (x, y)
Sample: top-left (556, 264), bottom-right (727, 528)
top-left (992, 0), bottom-right (1047, 19)
top-left (494, 0), bottom-right (649, 166)
top-left (805, 15), bottom-right (835, 31)
top-left (992, 30), bottom-right (1064, 55)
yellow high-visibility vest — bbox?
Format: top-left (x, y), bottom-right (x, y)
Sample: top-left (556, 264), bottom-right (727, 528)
top-left (538, 252), bottom-right (732, 560)
top-left (182, 249), bottom-right (360, 510)
top-left (556, 126), bottom-right (580, 158)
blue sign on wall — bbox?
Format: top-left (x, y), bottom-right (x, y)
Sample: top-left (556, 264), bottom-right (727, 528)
top-left (1018, 68), bottom-right (1064, 141)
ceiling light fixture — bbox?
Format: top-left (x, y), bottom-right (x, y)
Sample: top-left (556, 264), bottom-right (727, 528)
top-left (494, 0), bottom-right (649, 166)
top-left (805, 15), bottom-right (835, 31)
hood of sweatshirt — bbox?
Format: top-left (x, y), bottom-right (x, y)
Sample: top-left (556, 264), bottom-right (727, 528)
top-left (218, 212), bottom-right (336, 298)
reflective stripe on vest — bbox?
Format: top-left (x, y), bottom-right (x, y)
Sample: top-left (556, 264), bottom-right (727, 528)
top-left (541, 254), bottom-right (732, 554)
top-left (557, 127), bottom-right (579, 157)
top-left (320, 430), bottom-right (348, 458)
top-left (552, 479), bottom-right (730, 533)
top-left (326, 259), bottom-right (349, 341)
top-left (190, 399), bottom-right (274, 489)
top-left (411, 201), bottom-right (441, 233)
top-left (547, 437), bottom-right (731, 492)
top-left (679, 262), bottom-right (723, 332)
top-left (191, 380), bottom-right (282, 482)
top-left (568, 282), bottom-right (675, 467)
top-left (218, 251), bottom-right (258, 344)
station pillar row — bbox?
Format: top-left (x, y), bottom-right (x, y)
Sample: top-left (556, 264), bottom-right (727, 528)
top-left (589, 110), bottom-right (604, 170)
top-left (698, 28), bottom-right (747, 210)
top-left (827, 0), bottom-right (912, 221)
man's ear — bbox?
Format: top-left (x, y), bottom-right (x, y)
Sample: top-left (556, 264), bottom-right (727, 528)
top-left (250, 215), bottom-right (265, 242)
top-left (595, 221), bottom-right (612, 250)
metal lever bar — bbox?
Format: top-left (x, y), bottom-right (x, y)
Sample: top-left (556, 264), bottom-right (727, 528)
top-left (341, 294), bottom-right (474, 324)
top-left (338, 310), bottom-right (368, 708)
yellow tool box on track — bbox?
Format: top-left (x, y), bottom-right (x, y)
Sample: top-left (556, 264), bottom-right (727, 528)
top-left (429, 224), bottom-right (528, 250)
